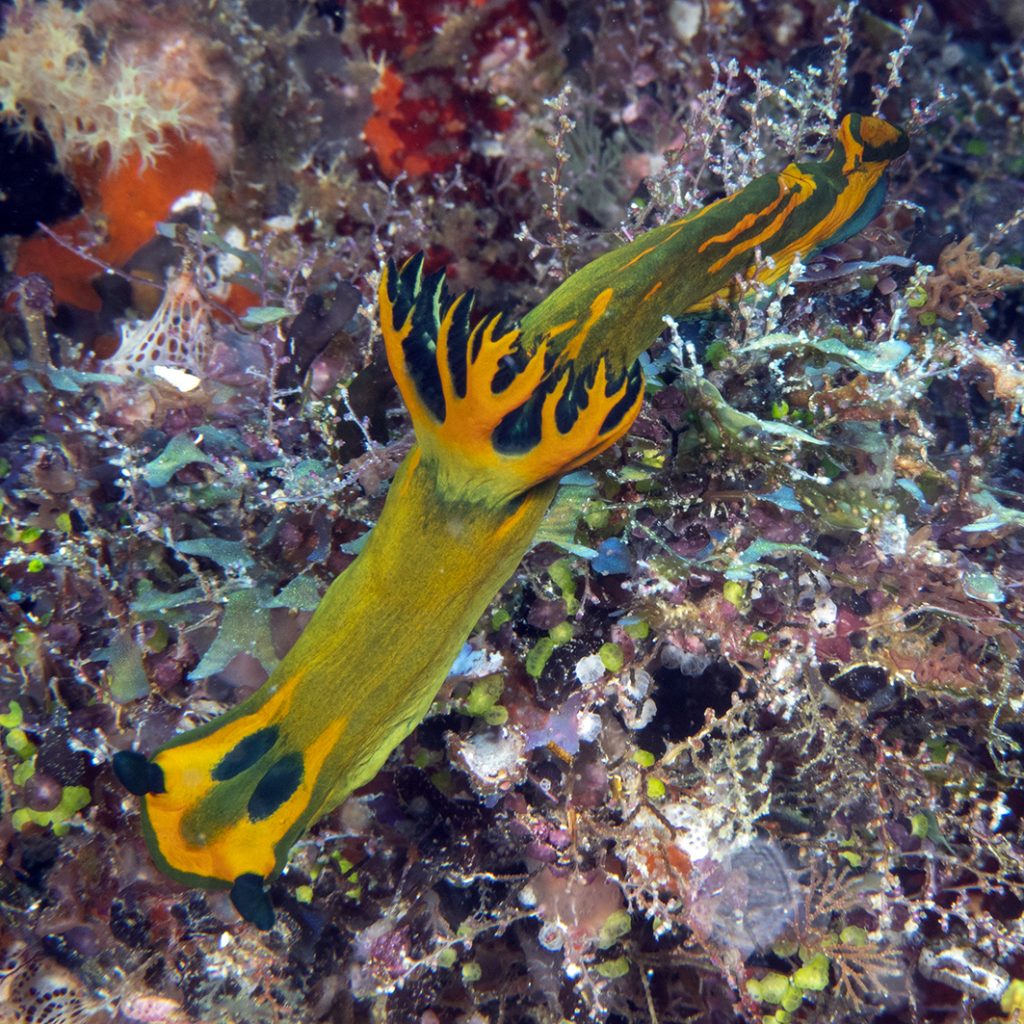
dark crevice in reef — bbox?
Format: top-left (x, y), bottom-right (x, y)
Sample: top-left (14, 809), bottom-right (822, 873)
top-left (637, 660), bottom-right (745, 755)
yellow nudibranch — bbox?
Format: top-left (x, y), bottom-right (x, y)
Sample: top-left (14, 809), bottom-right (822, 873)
top-left (114, 114), bottom-right (907, 928)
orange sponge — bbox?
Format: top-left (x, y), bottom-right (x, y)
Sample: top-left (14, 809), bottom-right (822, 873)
top-left (14, 133), bottom-right (218, 311)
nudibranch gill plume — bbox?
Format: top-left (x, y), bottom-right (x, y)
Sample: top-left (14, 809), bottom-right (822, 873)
top-left (114, 113), bottom-right (908, 928)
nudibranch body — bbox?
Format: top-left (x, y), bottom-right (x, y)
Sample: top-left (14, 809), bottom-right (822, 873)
top-left (115, 114), bottom-right (907, 928)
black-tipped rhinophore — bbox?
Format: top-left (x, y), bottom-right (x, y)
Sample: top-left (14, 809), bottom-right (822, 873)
top-left (112, 750), bottom-right (166, 796)
top-left (230, 873), bottom-right (275, 930)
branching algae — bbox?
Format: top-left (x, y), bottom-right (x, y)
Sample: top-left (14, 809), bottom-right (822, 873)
top-left (114, 114), bottom-right (908, 928)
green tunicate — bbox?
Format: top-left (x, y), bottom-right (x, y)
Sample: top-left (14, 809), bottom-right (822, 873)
top-left (704, 340), bottom-right (730, 369)
top-left (549, 621), bottom-right (574, 644)
top-left (792, 953), bottom-right (830, 992)
top-left (908, 810), bottom-right (949, 848)
top-left (332, 855), bottom-right (362, 898)
top-left (144, 618), bottom-right (167, 651)
top-left (907, 286), bottom-right (928, 308)
top-left (839, 925), bottom-right (869, 947)
top-left (780, 985), bottom-right (805, 1012)
top-left (594, 956), bottom-right (630, 979)
top-left (0, 701), bottom-right (24, 729)
top-left (437, 947), bottom-right (457, 969)
top-left (749, 972), bottom-right (791, 1005)
top-left (462, 962), bottom-right (482, 983)
top-left (618, 465), bottom-right (651, 483)
top-left (465, 674), bottom-right (504, 716)
top-left (526, 637), bottom-right (556, 678)
top-left (1001, 979), bottom-right (1024, 1013)
top-left (6, 727), bottom-right (36, 760)
top-left (13, 627), bottom-right (44, 670)
top-left (632, 749), bottom-right (655, 768)
top-left (623, 619), bottom-right (649, 639)
top-left (598, 642), bottom-right (624, 672)
top-left (549, 559), bottom-right (579, 614)
top-left (12, 784), bottom-right (90, 836)
top-left (597, 910), bottom-right (632, 949)
top-left (646, 777), bottom-right (666, 800)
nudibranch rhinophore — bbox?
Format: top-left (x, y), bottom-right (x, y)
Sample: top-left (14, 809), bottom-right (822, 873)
top-left (114, 113), bottom-right (908, 928)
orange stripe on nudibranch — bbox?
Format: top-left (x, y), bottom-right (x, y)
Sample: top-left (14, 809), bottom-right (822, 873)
top-left (543, 319), bottom-right (579, 341)
top-left (703, 164), bottom-right (822, 275)
top-left (706, 191), bottom-right (804, 274)
top-left (557, 287), bottom-right (614, 365)
top-left (621, 244), bottom-right (659, 270)
top-left (697, 185), bottom-right (790, 254)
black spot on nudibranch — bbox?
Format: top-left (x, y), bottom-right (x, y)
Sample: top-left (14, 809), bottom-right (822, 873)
top-left (211, 726), bottom-right (279, 781)
top-left (247, 753), bottom-right (304, 822)
top-left (113, 751), bottom-right (166, 795)
top-left (230, 873), bottom-right (275, 930)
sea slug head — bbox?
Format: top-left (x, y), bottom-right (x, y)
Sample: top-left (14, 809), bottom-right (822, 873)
top-left (833, 113), bottom-right (910, 170)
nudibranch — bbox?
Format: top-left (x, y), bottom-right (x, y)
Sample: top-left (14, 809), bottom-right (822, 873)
top-left (114, 114), bottom-right (907, 928)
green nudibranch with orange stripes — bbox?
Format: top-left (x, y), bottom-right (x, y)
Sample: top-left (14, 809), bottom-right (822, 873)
top-left (114, 114), bottom-right (908, 928)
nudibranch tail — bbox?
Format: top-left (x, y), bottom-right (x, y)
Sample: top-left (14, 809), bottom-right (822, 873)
top-left (380, 255), bottom-right (644, 502)
top-left (118, 112), bottom-right (907, 929)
